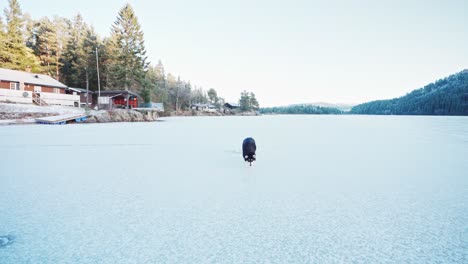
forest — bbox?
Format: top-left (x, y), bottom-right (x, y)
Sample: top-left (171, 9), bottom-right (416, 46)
top-left (260, 104), bottom-right (342, 115)
top-left (351, 70), bottom-right (468, 115)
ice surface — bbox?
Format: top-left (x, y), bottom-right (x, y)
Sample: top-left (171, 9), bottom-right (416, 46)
top-left (0, 115), bottom-right (467, 263)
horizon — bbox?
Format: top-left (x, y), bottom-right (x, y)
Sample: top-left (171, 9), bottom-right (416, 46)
top-left (13, 0), bottom-right (468, 106)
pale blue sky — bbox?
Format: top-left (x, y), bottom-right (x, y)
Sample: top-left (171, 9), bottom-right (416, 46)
top-left (14, 0), bottom-right (468, 106)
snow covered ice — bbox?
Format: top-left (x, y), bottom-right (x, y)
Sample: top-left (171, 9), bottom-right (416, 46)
top-left (0, 115), bottom-right (467, 263)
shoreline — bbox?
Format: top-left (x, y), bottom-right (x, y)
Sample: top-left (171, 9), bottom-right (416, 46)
top-left (0, 103), bottom-right (260, 125)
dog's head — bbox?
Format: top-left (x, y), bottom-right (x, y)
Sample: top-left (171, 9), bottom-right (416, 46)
top-left (244, 154), bottom-right (256, 162)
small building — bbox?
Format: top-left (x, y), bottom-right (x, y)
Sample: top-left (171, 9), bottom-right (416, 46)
top-left (191, 103), bottom-right (208, 111)
top-left (223, 102), bottom-right (240, 109)
top-left (207, 104), bottom-right (217, 112)
top-left (66, 87), bottom-right (94, 107)
top-left (0, 67), bottom-right (79, 106)
top-left (98, 90), bottom-right (139, 109)
top-left (191, 103), bottom-right (217, 112)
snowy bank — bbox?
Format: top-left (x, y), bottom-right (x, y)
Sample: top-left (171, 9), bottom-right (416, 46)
top-left (0, 103), bottom-right (158, 124)
top-left (85, 109), bottom-right (158, 123)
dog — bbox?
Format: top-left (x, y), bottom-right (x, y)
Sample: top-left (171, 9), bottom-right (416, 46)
top-left (242, 137), bottom-right (256, 166)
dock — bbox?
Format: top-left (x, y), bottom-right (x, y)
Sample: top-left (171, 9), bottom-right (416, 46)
top-left (35, 113), bottom-right (88, 125)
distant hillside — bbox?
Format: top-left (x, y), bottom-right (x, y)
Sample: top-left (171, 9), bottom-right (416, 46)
top-left (351, 70), bottom-right (468, 115)
top-left (260, 104), bottom-right (342, 115)
top-left (290, 102), bottom-right (355, 112)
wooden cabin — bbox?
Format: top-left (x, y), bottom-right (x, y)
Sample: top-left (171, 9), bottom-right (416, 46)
top-left (0, 68), bottom-right (79, 107)
top-left (98, 90), bottom-right (139, 109)
top-left (223, 102), bottom-right (240, 109)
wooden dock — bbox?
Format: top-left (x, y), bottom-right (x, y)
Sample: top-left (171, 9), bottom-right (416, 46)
top-left (35, 113), bottom-right (88, 125)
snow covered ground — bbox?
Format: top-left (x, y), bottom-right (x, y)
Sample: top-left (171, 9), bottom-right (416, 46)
top-left (0, 102), bottom-right (85, 115)
top-left (0, 115), bottom-right (467, 263)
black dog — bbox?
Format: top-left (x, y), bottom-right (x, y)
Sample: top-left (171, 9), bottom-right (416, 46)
top-left (242, 137), bottom-right (256, 166)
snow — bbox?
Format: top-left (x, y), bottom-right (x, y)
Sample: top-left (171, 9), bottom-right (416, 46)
top-left (0, 103), bottom-right (85, 115)
top-left (0, 115), bottom-right (467, 263)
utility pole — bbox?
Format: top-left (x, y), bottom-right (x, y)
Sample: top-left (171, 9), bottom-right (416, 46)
top-left (85, 67), bottom-right (89, 107)
top-left (96, 47), bottom-right (101, 109)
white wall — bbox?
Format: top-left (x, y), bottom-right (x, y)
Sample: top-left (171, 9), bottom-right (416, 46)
top-left (41, 93), bottom-right (80, 107)
top-left (0, 89), bottom-right (33, 104)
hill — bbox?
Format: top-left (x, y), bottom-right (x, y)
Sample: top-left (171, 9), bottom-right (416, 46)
top-left (351, 70), bottom-right (468, 115)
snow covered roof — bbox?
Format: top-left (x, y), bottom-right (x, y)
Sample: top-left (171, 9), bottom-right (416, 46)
top-left (0, 68), bottom-right (67, 89)
top-left (68, 87), bottom-right (94, 93)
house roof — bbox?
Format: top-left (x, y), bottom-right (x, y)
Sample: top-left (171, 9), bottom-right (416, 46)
top-left (224, 102), bottom-right (240, 108)
top-left (99, 90), bottom-right (140, 97)
top-left (0, 68), bottom-right (67, 88)
top-left (68, 87), bottom-right (94, 93)
top-left (192, 103), bottom-right (208, 107)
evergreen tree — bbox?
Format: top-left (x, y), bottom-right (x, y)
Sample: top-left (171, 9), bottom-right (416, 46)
top-left (239, 90), bottom-right (251, 111)
top-left (249, 92), bottom-right (259, 110)
top-left (81, 27), bottom-right (100, 91)
top-left (147, 60), bottom-right (168, 103)
top-left (107, 4), bottom-right (148, 91)
top-left (61, 14), bottom-right (87, 87)
top-left (0, 15), bottom-right (7, 64)
top-left (52, 16), bottom-right (71, 81)
top-left (30, 17), bottom-right (60, 77)
top-left (207, 88), bottom-right (218, 104)
top-left (1, 0), bottom-right (40, 71)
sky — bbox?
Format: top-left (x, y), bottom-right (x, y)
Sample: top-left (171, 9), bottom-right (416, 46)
top-left (13, 0), bottom-right (468, 106)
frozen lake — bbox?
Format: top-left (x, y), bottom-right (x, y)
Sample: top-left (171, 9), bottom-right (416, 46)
top-left (0, 115), bottom-right (467, 263)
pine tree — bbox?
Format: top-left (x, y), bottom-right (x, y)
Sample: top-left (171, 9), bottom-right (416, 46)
top-left (249, 92), bottom-right (259, 110)
top-left (51, 16), bottom-right (71, 80)
top-left (30, 17), bottom-right (60, 77)
top-left (81, 27), bottom-right (100, 90)
top-left (1, 0), bottom-right (40, 71)
top-left (61, 14), bottom-right (87, 87)
top-left (107, 4), bottom-right (148, 91)
top-left (0, 15), bottom-right (7, 64)
top-left (148, 60), bottom-right (167, 103)
top-left (239, 90), bottom-right (251, 111)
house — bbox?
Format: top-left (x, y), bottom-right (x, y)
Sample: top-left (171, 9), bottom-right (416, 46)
top-left (191, 103), bottom-right (208, 111)
top-left (0, 68), bottom-right (80, 107)
top-left (207, 104), bottom-right (217, 112)
top-left (223, 102), bottom-right (240, 109)
top-left (66, 87), bottom-right (94, 107)
top-left (98, 90), bottom-right (139, 109)
top-left (191, 103), bottom-right (217, 112)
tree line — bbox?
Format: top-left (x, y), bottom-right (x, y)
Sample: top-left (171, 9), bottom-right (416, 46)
top-left (260, 104), bottom-right (342, 114)
top-left (351, 70), bottom-right (468, 115)
top-left (0, 0), bottom-right (245, 112)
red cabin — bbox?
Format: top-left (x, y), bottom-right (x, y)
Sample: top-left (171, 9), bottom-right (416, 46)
top-left (98, 90), bottom-right (139, 109)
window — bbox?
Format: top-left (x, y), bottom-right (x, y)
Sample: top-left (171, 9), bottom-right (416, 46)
top-left (54, 88), bottom-right (60, 94)
top-left (10, 82), bottom-right (19, 90)
top-left (34, 86), bottom-right (42, 92)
